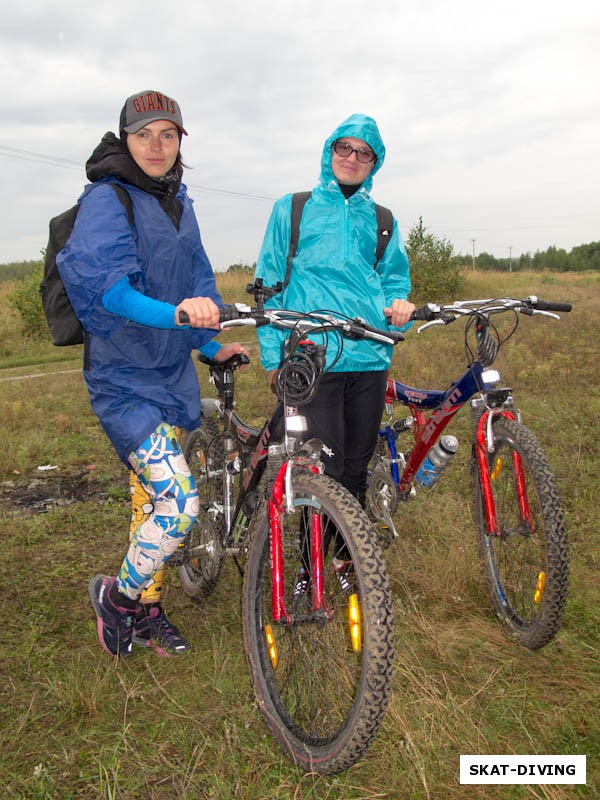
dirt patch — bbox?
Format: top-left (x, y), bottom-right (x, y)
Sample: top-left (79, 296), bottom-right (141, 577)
top-left (0, 469), bottom-right (129, 514)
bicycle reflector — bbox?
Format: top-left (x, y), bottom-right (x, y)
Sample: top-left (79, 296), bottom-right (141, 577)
top-left (265, 624), bottom-right (278, 669)
top-left (348, 594), bottom-right (362, 652)
top-left (534, 572), bottom-right (546, 604)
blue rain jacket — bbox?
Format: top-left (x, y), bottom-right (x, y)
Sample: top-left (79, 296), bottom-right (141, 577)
top-left (254, 113), bottom-right (411, 372)
top-left (57, 178), bottom-right (221, 462)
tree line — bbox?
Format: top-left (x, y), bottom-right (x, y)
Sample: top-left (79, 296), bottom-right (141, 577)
top-left (455, 241), bottom-right (600, 273)
top-left (3, 218), bottom-right (598, 341)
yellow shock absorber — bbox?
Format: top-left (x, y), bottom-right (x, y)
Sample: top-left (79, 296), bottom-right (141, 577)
top-left (534, 572), bottom-right (546, 604)
top-left (491, 456), bottom-right (503, 480)
top-left (265, 624), bottom-right (278, 669)
top-left (348, 594), bottom-right (362, 652)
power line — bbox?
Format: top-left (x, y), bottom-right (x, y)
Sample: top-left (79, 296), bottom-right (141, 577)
top-left (0, 144), bottom-right (276, 202)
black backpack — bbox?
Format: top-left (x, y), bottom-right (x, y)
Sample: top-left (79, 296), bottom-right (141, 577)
top-left (283, 191), bottom-right (394, 289)
top-left (40, 183), bottom-right (134, 346)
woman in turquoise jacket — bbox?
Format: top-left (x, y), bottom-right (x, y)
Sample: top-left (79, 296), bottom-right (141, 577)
top-left (254, 113), bottom-right (415, 509)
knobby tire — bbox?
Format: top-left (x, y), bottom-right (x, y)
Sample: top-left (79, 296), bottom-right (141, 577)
top-left (179, 415), bottom-right (226, 599)
top-left (242, 472), bottom-right (395, 774)
top-left (475, 417), bottom-right (568, 649)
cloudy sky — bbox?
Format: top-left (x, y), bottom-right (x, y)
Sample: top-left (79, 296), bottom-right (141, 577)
top-left (2, 0), bottom-right (598, 271)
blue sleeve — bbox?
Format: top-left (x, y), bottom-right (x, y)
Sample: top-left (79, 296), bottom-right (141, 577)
top-left (198, 339), bottom-right (221, 359)
top-left (102, 275), bottom-right (186, 329)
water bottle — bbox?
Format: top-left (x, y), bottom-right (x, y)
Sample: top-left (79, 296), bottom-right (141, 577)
top-left (415, 435), bottom-right (459, 489)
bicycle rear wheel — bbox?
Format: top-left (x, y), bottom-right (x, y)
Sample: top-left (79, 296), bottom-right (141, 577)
top-left (474, 416), bottom-right (568, 649)
top-left (178, 416), bottom-right (225, 599)
top-left (243, 472), bottom-right (395, 774)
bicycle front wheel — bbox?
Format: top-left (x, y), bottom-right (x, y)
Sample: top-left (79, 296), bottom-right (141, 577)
top-left (475, 416), bottom-right (568, 649)
top-left (243, 472), bottom-right (395, 774)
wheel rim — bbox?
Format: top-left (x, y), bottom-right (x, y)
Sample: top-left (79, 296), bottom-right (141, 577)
top-left (252, 498), bottom-right (367, 746)
top-left (483, 438), bottom-right (549, 627)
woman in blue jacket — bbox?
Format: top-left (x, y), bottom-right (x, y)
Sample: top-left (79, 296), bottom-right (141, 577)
top-left (254, 113), bottom-right (415, 511)
top-left (58, 90), bottom-right (247, 658)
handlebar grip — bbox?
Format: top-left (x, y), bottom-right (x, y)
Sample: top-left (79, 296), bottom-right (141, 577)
top-left (533, 299), bottom-right (572, 313)
top-left (218, 304), bottom-right (242, 322)
top-left (352, 318), bottom-right (404, 344)
top-left (385, 329), bottom-right (405, 344)
top-left (411, 304), bottom-right (437, 322)
top-left (178, 304), bottom-right (241, 326)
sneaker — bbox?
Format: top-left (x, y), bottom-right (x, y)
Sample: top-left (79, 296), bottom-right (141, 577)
top-left (293, 569), bottom-right (311, 597)
top-left (132, 605), bottom-right (191, 657)
top-left (332, 557), bottom-right (355, 592)
top-left (88, 575), bottom-right (135, 657)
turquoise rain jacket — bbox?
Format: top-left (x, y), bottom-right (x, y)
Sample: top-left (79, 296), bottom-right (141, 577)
top-left (254, 113), bottom-right (411, 372)
top-left (57, 177), bottom-right (221, 463)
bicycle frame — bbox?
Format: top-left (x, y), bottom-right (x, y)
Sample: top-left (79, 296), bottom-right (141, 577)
top-left (202, 378), bottom-right (329, 626)
top-left (381, 359), bottom-right (528, 537)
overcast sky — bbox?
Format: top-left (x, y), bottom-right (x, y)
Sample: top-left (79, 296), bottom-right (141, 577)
top-left (2, 0), bottom-right (598, 271)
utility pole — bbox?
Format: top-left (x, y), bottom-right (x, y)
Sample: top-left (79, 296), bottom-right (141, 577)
top-left (470, 239), bottom-right (476, 271)
top-left (508, 246), bottom-right (513, 273)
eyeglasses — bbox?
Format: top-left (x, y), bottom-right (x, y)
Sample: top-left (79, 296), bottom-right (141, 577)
top-left (333, 140), bottom-right (376, 164)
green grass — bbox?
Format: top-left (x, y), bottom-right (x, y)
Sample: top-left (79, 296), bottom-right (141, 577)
top-left (1, 270), bottom-right (598, 799)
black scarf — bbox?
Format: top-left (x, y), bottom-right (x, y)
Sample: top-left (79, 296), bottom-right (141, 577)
top-left (85, 132), bottom-right (184, 229)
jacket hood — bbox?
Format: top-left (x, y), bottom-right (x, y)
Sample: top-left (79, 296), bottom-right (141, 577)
top-left (320, 113), bottom-right (385, 193)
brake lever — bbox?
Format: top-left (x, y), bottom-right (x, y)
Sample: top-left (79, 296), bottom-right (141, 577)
top-left (416, 312), bottom-right (457, 334)
top-left (522, 309), bottom-right (561, 320)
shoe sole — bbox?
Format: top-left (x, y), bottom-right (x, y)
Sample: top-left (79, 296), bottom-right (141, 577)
top-left (131, 630), bottom-right (191, 657)
top-left (131, 632), bottom-right (173, 658)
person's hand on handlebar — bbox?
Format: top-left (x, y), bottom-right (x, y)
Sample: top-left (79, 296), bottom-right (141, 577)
top-left (175, 297), bottom-right (220, 328)
top-left (384, 298), bottom-right (416, 327)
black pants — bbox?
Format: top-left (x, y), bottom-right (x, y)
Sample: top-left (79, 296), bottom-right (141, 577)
top-left (302, 370), bottom-right (388, 507)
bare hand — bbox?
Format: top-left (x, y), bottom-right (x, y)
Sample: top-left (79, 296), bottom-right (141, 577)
top-left (266, 369), bottom-right (279, 394)
top-left (213, 342), bottom-right (251, 367)
top-left (175, 297), bottom-right (220, 328)
top-left (384, 298), bottom-right (416, 327)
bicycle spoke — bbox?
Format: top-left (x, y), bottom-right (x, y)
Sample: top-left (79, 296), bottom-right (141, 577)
top-left (243, 473), bottom-right (394, 773)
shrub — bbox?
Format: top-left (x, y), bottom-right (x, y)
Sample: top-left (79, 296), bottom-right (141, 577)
top-left (406, 217), bottom-right (464, 302)
top-left (8, 261), bottom-right (50, 341)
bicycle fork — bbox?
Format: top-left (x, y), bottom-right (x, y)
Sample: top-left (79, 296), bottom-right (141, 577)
top-left (473, 407), bottom-right (533, 536)
top-left (268, 458), bottom-right (323, 625)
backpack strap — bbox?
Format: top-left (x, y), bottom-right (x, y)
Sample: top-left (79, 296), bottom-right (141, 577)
top-left (284, 193), bottom-right (394, 289)
top-left (111, 183), bottom-right (134, 226)
top-left (374, 203), bottom-right (393, 268)
top-left (284, 191), bottom-right (311, 289)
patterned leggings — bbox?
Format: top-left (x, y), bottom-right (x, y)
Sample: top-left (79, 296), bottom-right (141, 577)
top-left (116, 422), bottom-right (199, 602)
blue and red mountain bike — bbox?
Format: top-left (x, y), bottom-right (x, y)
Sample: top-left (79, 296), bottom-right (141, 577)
top-left (366, 295), bottom-right (571, 649)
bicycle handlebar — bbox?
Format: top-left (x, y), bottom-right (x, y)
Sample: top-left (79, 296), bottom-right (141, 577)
top-left (410, 295), bottom-right (572, 327)
top-left (179, 304), bottom-right (404, 346)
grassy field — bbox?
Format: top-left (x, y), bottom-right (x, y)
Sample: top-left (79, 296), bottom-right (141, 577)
top-left (1, 270), bottom-right (598, 799)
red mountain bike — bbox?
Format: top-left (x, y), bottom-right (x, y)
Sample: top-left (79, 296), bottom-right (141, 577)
top-left (367, 295), bottom-right (571, 650)
top-left (177, 283), bottom-right (403, 773)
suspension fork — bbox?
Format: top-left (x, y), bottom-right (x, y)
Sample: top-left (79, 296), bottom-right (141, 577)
top-left (475, 409), bottom-right (532, 535)
top-left (268, 459), bottom-right (321, 624)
